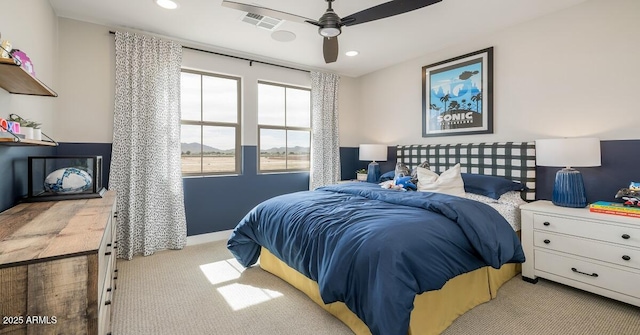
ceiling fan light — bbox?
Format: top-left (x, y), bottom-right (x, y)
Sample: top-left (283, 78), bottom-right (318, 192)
top-left (319, 27), bottom-right (341, 37)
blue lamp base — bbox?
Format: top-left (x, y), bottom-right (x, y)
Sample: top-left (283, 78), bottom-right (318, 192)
top-left (366, 161), bottom-right (380, 183)
top-left (552, 168), bottom-right (587, 208)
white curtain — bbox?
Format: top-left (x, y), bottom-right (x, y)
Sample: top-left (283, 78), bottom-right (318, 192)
top-left (309, 71), bottom-right (341, 190)
top-left (110, 31), bottom-right (186, 260)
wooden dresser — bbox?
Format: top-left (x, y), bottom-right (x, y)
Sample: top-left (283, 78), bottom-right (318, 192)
top-left (0, 191), bottom-right (117, 335)
top-left (521, 200), bottom-right (640, 307)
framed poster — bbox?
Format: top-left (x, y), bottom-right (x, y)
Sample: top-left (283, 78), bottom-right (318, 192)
top-left (422, 47), bottom-right (493, 137)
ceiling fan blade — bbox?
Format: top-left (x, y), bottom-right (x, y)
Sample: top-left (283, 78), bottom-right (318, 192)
top-left (342, 0), bottom-right (443, 27)
top-left (221, 0), bottom-right (313, 24)
top-left (323, 37), bottom-right (338, 63)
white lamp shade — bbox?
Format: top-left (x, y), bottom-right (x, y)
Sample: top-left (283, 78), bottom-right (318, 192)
top-left (359, 144), bottom-right (387, 162)
top-left (536, 137), bottom-right (601, 168)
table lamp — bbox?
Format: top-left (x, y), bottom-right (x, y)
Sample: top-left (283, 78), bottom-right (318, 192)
top-left (536, 137), bottom-right (601, 208)
top-left (359, 144), bottom-right (387, 183)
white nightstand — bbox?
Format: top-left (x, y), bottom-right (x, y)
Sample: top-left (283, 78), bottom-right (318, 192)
top-left (521, 200), bottom-right (640, 307)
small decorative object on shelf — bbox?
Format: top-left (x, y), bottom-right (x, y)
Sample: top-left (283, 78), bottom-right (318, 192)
top-left (24, 156), bottom-right (106, 202)
top-left (615, 182), bottom-right (640, 207)
top-left (0, 38), bottom-right (12, 59)
top-left (10, 49), bottom-right (35, 76)
top-left (589, 201), bottom-right (640, 218)
top-left (0, 113), bottom-right (56, 145)
top-left (356, 169), bottom-right (367, 181)
top-left (44, 167), bottom-right (93, 194)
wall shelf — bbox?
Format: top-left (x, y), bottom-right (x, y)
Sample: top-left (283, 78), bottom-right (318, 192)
top-left (0, 137), bottom-right (57, 146)
top-left (0, 128), bottom-right (58, 147)
top-left (0, 58), bottom-right (57, 96)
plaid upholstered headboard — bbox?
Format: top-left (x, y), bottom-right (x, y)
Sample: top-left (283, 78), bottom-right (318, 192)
top-left (396, 142), bottom-right (536, 201)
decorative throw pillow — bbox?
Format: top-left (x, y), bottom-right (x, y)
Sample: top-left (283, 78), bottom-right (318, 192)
top-left (379, 170), bottom-right (395, 182)
top-left (460, 173), bottom-right (526, 200)
top-left (410, 161), bottom-right (430, 185)
top-left (417, 163), bottom-right (465, 197)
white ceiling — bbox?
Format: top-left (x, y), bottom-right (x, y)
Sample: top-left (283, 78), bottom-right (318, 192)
top-left (48, 0), bottom-right (587, 77)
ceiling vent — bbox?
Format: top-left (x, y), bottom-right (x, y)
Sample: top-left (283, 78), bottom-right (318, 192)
top-left (241, 12), bottom-right (283, 31)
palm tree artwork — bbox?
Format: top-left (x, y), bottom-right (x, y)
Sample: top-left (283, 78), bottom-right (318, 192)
top-left (471, 92), bottom-right (482, 113)
top-left (426, 60), bottom-right (484, 132)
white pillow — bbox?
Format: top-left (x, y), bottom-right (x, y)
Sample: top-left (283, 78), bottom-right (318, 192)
top-left (417, 164), bottom-right (466, 197)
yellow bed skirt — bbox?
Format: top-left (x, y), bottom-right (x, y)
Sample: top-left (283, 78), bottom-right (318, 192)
top-left (259, 247), bottom-right (520, 335)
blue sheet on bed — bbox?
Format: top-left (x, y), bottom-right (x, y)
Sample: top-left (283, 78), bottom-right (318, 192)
top-left (227, 183), bottom-right (525, 335)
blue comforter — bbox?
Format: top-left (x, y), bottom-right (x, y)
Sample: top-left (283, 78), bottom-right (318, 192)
top-left (227, 183), bottom-right (525, 335)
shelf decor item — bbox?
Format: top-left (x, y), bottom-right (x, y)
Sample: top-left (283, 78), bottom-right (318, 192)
top-left (10, 49), bottom-right (36, 77)
top-left (589, 201), bottom-right (640, 218)
top-left (536, 137), bottom-right (601, 208)
top-left (24, 155), bottom-right (105, 202)
top-left (614, 182), bottom-right (640, 207)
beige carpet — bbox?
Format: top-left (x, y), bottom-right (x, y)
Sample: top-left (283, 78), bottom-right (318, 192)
top-left (112, 241), bottom-right (640, 335)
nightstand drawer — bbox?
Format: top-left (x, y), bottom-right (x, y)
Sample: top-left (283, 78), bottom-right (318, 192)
top-left (534, 250), bottom-right (640, 299)
top-left (533, 213), bottom-right (640, 248)
top-left (534, 231), bottom-right (640, 270)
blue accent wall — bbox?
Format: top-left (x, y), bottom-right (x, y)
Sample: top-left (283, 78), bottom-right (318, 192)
top-left (2, 140), bottom-right (637, 235)
top-left (536, 140), bottom-right (640, 204)
top-left (0, 145), bottom-right (56, 212)
top-left (183, 146), bottom-right (309, 235)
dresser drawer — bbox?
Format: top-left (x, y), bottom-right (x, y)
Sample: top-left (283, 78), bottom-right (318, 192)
top-left (98, 218), bottom-right (114, 301)
top-left (534, 231), bottom-right (640, 270)
top-left (98, 288), bottom-right (112, 335)
top-left (533, 213), bottom-right (640, 248)
top-left (534, 250), bottom-right (640, 299)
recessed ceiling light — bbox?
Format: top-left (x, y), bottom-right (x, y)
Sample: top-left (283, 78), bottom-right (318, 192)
top-left (345, 50), bottom-right (359, 57)
top-left (271, 30), bottom-right (296, 42)
top-left (155, 0), bottom-right (179, 9)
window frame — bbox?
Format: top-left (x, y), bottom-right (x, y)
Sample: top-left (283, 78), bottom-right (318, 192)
top-left (180, 69), bottom-right (242, 176)
top-left (257, 80), bottom-right (312, 174)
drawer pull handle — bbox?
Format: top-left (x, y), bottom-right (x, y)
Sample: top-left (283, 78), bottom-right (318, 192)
top-left (622, 234), bottom-right (631, 240)
top-left (543, 221), bottom-right (550, 226)
top-left (543, 239), bottom-right (551, 244)
top-left (107, 288), bottom-right (112, 292)
top-left (571, 267), bottom-right (598, 278)
top-left (105, 300), bottom-right (111, 306)
top-left (622, 255), bottom-right (631, 261)
top-left (105, 252), bottom-right (112, 256)
top-left (107, 243), bottom-right (112, 247)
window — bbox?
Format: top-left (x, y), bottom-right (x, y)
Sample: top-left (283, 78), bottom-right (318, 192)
top-left (180, 70), bottom-right (241, 175)
top-left (257, 81), bottom-right (311, 172)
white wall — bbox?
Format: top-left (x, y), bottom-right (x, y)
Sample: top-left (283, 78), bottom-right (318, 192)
top-left (52, 0), bottom-right (638, 147)
top-left (0, 0), bottom-right (57, 135)
top-left (349, 0), bottom-right (640, 146)
top-left (54, 18), bottom-right (321, 145)
top-left (56, 18), bottom-right (115, 143)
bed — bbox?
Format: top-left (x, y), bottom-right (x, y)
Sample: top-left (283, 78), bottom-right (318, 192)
top-left (228, 142), bottom-right (536, 335)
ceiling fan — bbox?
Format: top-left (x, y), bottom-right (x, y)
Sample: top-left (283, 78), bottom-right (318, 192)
top-left (222, 0), bottom-right (443, 63)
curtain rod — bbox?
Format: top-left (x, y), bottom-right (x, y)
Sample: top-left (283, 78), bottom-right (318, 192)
top-left (108, 30), bottom-right (310, 74)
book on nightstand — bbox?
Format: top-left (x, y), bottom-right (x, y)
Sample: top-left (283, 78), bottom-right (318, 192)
top-left (589, 201), bottom-right (640, 218)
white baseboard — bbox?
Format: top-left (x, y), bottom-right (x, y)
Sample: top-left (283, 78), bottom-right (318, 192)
top-left (186, 229), bottom-right (233, 246)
